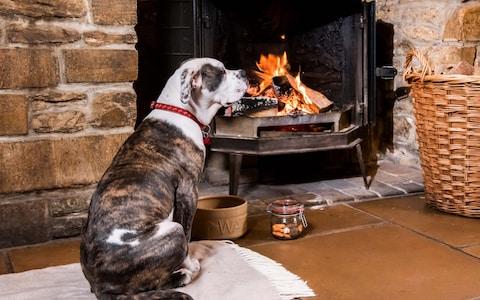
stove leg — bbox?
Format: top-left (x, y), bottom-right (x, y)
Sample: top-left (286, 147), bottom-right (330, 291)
top-left (229, 153), bottom-right (242, 195)
top-left (355, 143), bottom-right (369, 189)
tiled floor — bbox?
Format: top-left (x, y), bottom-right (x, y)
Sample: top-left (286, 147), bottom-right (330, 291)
top-left (1, 194), bottom-right (479, 299)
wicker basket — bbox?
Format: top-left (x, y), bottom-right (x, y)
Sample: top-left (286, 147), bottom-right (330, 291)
top-left (404, 49), bottom-right (480, 218)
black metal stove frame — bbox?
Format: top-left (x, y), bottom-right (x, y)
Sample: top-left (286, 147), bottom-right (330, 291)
top-left (201, 1), bottom-right (377, 195)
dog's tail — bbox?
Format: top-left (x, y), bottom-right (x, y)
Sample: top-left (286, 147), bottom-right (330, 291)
top-left (99, 290), bottom-right (193, 300)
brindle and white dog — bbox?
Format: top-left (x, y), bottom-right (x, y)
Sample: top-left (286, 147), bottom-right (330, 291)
top-left (80, 58), bottom-right (248, 300)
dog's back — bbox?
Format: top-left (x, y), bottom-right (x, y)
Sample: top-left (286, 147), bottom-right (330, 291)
top-left (80, 119), bottom-right (204, 299)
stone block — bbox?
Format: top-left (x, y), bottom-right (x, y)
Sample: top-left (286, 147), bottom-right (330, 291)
top-left (444, 3), bottom-right (480, 41)
top-left (341, 188), bottom-right (379, 200)
top-left (0, 49), bottom-right (58, 88)
top-left (0, 132), bottom-right (131, 193)
top-left (238, 184), bottom-right (307, 201)
top-left (426, 46), bottom-right (476, 74)
top-left (90, 92), bottom-right (136, 128)
top-left (313, 188), bottom-right (355, 204)
top-left (402, 24), bottom-right (440, 42)
top-left (48, 187), bottom-right (94, 217)
top-left (378, 160), bottom-right (421, 177)
top-left (376, 0), bottom-right (396, 21)
top-left (92, 0), bottom-right (136, 25)
top-left (447, 61), bottom-right (475, 75)
top-left (0, 0), bottom-right (85, 18)
top-left (32, 110), bottom-right (86, 133)
top-left (393, 117), bottom-right (415, 144)
top-left (399, 6), bottom-right (443, 28)
top-left (64, 50), bottom-right (137, 83)
top-left (0, 94), bottom-right (28, 136)
top-left (30, 91), bottom-right (87, 103)
top-left (0, 198), bottom-right (49, 248)
top-left (7, 24), bottom-right (81, 44)
top-left (368, 181), bottom-right (404, 197)
top-left (51, 213), bottom-right (87, 238)
top-left (30, 91), bottom-right (87, 111)
top-left (84, 31), bottom-right (137, 46)
top-left (462, 4), bottom-right (480, 41)
top-left (392, 181), bottom-right (424, 194)
top-left (323, 178), bottom-right (357, 190)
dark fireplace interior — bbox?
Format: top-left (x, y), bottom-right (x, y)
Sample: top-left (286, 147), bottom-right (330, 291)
top-left (135, 0), bottom-right (394, 186)
top-left (201, 0), bottom-right (364, 114)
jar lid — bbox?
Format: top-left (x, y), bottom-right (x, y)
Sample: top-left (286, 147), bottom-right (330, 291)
top-left (267, 199), bottom-right (304, 215)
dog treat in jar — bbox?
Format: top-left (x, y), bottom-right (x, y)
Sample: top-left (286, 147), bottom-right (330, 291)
top-left (267, 199), bottom-right (308, 240)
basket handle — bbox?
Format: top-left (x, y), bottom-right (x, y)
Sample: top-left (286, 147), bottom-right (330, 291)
top-left (403, 49), bottom-right (433, 82)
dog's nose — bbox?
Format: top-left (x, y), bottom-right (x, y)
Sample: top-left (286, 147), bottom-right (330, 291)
top-left (239, 69), bottom-right (247, 78)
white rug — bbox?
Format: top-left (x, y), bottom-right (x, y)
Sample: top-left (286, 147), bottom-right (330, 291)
top-left (0, 241), bottom-right (315, 300)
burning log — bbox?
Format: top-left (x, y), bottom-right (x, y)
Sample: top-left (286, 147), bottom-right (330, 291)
top-left (224, 97), bottom-right (278, 117)
top-left (285, 73), bottom-right (332, 112)
top-left (270, 74), bottom-right (332, 115)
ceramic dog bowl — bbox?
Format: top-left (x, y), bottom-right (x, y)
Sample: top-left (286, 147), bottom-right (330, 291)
top-left (192, 195), bottom-right (248, 240)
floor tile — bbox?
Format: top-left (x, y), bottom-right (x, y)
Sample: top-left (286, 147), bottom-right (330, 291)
top-left (7, 239), bottom-right (80, 273)
top-left (342, 187), bottom-right (379, 200)
top-left (0, 253), bottom-right (9, 274)
top-left (368, 180), bottom-right (406, 197)
top-left (463, 245), bottom-right (480, 259)
top-left (249, 224), bottom-right (480, 300)
top-left (378, 161), bottom-right (421, 176)
top-left (322, 178), bottom-right (358, 190)
top-left (247, 199), bottom-right (268, 216)
top-left (237, 204), bottom-right (383, 247)
top-left (352, 196), bottom-right (480, 247)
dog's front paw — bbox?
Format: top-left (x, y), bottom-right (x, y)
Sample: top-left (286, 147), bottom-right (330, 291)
top-left (176, 268), bottom-right (193, 286)
top-left (175, 255), bottom-right (201, 286)
top-left (190, 257), bottom-right (200, 275)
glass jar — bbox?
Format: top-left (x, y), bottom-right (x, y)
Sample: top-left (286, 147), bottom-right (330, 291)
top-left (267, 199), bottom-right (308, 240)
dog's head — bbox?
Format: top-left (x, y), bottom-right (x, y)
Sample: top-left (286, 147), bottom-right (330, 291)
top-left (178, 58), bottom-right (249, 108)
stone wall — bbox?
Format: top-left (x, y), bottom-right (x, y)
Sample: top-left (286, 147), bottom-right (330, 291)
top-left (0, 0), bottom-right (137, 248)
top-left (376, 0), bottom-right (480, 166)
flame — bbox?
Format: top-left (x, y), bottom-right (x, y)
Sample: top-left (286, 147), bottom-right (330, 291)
top-left (250, 52), bottom-right (319, 115)
top-left (295, 71), bottom-right (312, 105)
top-left (252, 52), bottom-right (289, 95)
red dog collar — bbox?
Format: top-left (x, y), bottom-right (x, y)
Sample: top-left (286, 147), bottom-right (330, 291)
top-left (150, 101), bottom-right (211, 145)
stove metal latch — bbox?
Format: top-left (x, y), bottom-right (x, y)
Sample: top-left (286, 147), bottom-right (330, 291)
top-left (375, 66), bottom-right (398, 80)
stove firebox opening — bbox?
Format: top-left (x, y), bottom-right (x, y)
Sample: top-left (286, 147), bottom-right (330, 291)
top-left (201, 0), bottom-right (369, 126)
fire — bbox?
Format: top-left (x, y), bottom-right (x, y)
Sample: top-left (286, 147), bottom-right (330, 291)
top-left (248, 52), bottom-right (325, 115)
top-left (295, 71), bottom-right (312, 105)
top-left (253, 52), bottom-right (289, 96)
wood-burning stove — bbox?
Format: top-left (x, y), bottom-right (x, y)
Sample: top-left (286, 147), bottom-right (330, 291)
top-left (135, 0), bottom-right (394, 195)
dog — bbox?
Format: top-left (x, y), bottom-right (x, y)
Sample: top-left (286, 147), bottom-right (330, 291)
top-left (80, 58), bottom-right (249, 300)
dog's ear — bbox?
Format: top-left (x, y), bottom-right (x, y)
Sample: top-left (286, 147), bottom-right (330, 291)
top-left (180, 68), bottom-right (199, 104)
top-left (200, 64), bottom-right (224, 92)
top-left (180, 64), bottom-right (224, 104)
